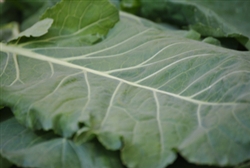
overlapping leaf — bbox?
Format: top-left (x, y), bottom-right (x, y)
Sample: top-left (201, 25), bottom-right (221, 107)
top-left (10, 18), bottom-right (53, 41)
top-left (1, 4), bottom-right (250, 168)
top-left (13, 0), bottom-right (119, 46)
top-left (0, 112), bottom-right (123, 168)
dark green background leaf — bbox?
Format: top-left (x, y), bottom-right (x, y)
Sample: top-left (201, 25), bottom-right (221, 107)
top-left (140, 0), bottom-right (250, 50)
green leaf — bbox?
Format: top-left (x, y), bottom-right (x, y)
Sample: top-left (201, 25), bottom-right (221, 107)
top-left (140, 0), bottom-right (250, 50)
top-left (10, 18), bottom-right (53, 41)
top-left (13, 0), bottom-right (119, 46)
top-left (202, 37), bottom-right (221, 46)
top-left (97, 131), bottom-right (122, 150)
top-left (37, 0), bottom-right (119, 45)
top-left (184, 29), bottom-right (200, 40)
top-left (1, 10), bottom-right (250, 168)
top-left (0, 115), bottom-right (124, 168)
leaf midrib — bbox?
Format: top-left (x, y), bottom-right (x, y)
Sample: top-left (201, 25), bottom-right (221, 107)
top-left (1, 43), bottom-right (241, 106)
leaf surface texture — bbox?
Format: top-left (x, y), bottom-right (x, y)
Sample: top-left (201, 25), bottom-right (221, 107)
top-left (1, 5), bottom-right (250, 168)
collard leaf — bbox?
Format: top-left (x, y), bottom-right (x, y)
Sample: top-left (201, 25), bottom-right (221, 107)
top-left (140, 0), bottom-right (250, 50)
top-left (202, 37), bottom-right (221, 46)
top-left (1, 10), bottom-right (250, 168)
top-left (37, 0), bottom-right (119, 45)
top-left (14, 0), bottom-right (119, 46)
top-left (10, 18), bottom-right (53, 41)
top-left (0, 115), bottom-right (124, 168)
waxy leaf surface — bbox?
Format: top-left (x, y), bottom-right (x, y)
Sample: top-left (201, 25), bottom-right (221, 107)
top-left (1, 6), bottom-right (250, 168)
top-left (0, 113), bottom-right (123, 168)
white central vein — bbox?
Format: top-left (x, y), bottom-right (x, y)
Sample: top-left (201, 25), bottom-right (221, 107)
top-left (1, 43), bottom-right (242, 106)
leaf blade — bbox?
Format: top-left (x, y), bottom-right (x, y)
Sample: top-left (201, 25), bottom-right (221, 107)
top-left (1, 11), bottom-right (250, 168)
top-left (0, 115), bottom-right (124, 168)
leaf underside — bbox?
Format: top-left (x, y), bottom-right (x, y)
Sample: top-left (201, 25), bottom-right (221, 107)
top-left (1, 3), bottom-right (250, 168)
top-left (0, 111), bottom-right (123, 168)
